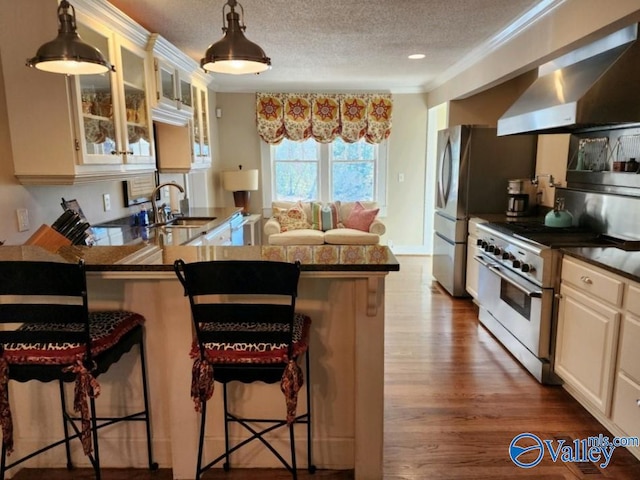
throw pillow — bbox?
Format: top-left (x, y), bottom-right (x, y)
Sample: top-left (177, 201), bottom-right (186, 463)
top-left (343, 201), bottom-right (379, 232)
top-left (274, 202), bottom-right (311, 232)
top-left (309, 202), bottom-right (323, 231)
top-left (310, 201), bottom-right (341, 231)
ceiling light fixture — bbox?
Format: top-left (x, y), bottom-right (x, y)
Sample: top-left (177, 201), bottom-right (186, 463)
top-left (408, 54), bottom-right (426, 60)
top-left (201, 0), bottom-right (271, 75)
top-left (26, 0), bottom-right (115, 75)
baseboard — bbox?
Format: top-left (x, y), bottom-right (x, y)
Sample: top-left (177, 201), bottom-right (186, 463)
top-left (202, 434), bottom-right (354, 469)
top-left (388, 245), bottom-right (430, 255)
top-left (11, 437), bottom-right (172, 470)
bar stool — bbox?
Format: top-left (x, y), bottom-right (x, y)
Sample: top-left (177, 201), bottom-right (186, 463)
top-left (174, 259), bottom-right (315, 479)
top-left (0, 260), bottom-right (157, 479)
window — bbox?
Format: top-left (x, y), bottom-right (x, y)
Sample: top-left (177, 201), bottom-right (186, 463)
top-left (262, 137), bottom-right (387, 212)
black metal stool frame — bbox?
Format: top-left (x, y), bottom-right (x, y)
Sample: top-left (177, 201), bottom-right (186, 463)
top-left (0, 260), bottom-right (158, 479)
top-left (175, 259), bottom-right (316, 480)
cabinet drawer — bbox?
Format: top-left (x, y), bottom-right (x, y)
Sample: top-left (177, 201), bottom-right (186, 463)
top-left (612, 372), bottom-right (640, 440)
top-left (205, 224), bottom-right (231, 245)
top-left (627, 283), bottom-right (640, 317)
top-left (562, 258), bottom-right (623, 307)
top-left (619, 316), bottom-right (640, 383)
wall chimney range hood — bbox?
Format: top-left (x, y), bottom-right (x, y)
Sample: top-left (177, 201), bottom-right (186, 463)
top-left (498, 24), bottom-right (640, 136)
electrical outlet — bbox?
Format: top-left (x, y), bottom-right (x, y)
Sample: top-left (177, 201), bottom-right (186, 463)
top-left (16, 208), bottom-right (29, 232)
top-left (102, 193), bottom-right (111, 212)
top-left (162, 186), bottom-right (170, 198)
top-left (398, 173), bottom-right (405, 183)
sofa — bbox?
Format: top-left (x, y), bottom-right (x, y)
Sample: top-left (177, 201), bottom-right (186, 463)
top-left (264, 201), bottom-right (385, 245)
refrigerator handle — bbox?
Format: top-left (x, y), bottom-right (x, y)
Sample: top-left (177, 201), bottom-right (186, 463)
top-left (437, 136), bottom-right (453, 208)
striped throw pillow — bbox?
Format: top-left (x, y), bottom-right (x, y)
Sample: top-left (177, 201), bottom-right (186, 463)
top-left (310, 201), bottom-right (341, 231)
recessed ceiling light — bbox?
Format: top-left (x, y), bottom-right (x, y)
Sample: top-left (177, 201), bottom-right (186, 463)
top-left (408, 54), bottom-right (425, 60)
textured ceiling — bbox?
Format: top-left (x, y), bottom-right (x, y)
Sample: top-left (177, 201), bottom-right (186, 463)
top-left (107, 0), bottom-right (548, 93)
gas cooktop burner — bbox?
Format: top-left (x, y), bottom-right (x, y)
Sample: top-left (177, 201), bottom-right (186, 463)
top-left (486, 221), bottom-right (593, 236)
top-left (484, 222), bottom-right (640, 250)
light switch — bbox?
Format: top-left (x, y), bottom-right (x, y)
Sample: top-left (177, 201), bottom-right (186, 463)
top-left (102, 193), bottom-right (111, 212)
top-left (16, 208), bottom-right (29, 232)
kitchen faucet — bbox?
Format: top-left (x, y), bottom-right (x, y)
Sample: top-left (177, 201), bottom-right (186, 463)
top-left (151, 182), bottom-right (185, 225)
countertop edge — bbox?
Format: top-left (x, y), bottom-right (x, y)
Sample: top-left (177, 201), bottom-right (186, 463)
top-left (561, 247), bottom-right (640, 283)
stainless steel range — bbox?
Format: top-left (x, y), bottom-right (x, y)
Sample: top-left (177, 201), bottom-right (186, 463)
top-left (474, 221), bottom-right (613, 384)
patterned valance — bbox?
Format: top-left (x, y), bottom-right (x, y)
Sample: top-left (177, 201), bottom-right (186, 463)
top-left (256, 93), bottom-right (392, 144)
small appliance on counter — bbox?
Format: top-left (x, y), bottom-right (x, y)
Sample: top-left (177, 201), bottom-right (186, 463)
top-left (544, 197), bottom-right (573, 228)
top-left (506, 178), bottom-right (538, 217)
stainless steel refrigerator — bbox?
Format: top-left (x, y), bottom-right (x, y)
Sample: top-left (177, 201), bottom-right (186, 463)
top-left (432, 125), bottom-right (538, 297)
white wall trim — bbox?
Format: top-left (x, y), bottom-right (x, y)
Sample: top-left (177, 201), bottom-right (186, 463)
top-left (389, 245), bottom-right (430, 256)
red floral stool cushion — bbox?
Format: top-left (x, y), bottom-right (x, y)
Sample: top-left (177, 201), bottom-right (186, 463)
top-left (190, 312), bottom-right (311, 423)
top-left (0, 311), bottom-right (145, 456)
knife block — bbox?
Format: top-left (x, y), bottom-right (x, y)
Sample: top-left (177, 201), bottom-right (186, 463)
top-left (24, 224), bottom-right (72, 252)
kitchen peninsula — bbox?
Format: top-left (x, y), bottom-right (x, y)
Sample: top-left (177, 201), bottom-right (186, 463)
top-left (0, 243), bottom-right (399, 480)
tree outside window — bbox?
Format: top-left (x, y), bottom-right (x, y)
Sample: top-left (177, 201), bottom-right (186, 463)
top-left (272, 138), bottom-right (379, 203)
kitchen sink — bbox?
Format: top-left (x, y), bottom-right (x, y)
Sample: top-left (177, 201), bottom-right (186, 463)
top-left (162, 217), bottom-right (216, 228)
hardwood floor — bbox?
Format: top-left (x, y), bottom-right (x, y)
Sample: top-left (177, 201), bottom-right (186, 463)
top-left (13, 256), bottom-right (640, 479)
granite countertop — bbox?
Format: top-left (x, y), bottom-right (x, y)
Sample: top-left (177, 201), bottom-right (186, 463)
top-left (91, 207), bottom-right (242, 247)
top-left (562, 247), bottom-right (640, 283)
top-left (0, 243), bottom-right (399, 273)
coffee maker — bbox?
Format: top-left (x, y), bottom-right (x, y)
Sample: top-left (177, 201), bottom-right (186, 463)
top-left (506, 178), bottom-right (537, 217)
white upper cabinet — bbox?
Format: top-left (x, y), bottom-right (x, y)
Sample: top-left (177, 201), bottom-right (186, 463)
top-left (150, 34), bottom-right (214, 173)
top-left (191, 84), bottom-right (212, 168)
top-left (1, 0), bottom-right (156, 184)
top-left (74, 21), bottom-right (155, 166)
top-left (148, 34), bottom-right (197, 126)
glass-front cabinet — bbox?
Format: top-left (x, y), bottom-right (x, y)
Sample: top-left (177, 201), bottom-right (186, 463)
top-left (154, 58), bottom-right (193, 115)
top-left (191, 84), bottom-right (211, 168)
top-left (75, 22), bottom-right (154, 166)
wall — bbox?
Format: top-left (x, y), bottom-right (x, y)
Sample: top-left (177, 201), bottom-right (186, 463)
top-left (215, 92), bottom-right (429, 250)
top-left (535, 135), bottom-right (571, 207)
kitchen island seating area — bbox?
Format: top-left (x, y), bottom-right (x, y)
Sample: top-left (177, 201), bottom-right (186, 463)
top-left (173, 259), bottom-right (315, 480)
top-left (0, 260), bottom-right (157, 480)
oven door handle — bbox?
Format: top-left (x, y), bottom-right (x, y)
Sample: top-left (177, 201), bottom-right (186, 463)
top-left (483, 262), bottom-right (543, 298)
top-left (474, 255), bottom-right (493, 268)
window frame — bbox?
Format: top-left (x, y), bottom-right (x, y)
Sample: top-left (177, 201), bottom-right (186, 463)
top-left (260, 138), bottom-right (388, 217)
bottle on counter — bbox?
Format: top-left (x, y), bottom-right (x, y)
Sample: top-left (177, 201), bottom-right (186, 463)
top-left (138, 207), bottom-right (149, 226)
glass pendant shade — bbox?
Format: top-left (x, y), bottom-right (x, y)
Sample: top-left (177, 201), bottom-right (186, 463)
top-left (201, 1), bottom-right (270, 75)
top-left (27, 0), bottom-right (114, 75)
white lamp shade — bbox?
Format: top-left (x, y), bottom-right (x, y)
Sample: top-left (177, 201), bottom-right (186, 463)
top-left (222, 169), bottom-right (259, 192)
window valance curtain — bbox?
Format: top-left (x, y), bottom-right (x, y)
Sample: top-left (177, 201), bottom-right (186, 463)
top-left (256, 93), bottom-right (392, 144)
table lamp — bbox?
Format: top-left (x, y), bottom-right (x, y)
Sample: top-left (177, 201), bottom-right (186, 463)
top-left (222, 165), bottom-right (259, 216)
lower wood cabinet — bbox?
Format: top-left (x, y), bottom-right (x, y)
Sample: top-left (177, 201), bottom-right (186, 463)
top-left (555, 282), bottom-right (621, 415)
top-left (556, 255), bottom-right (640, 461)
top-left (612, 372), bottom-right (640, 440)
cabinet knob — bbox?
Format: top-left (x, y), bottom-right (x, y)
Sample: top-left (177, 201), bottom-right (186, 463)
top-left (580, 275), bottom-right (593, 284)
top-left (554, 293), bottom-right (563, 299)
top-left (636, 399), bottom-right (640, 408)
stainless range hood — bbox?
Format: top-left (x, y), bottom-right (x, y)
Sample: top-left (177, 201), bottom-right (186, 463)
top-left (498, 24), bottom-right (640, 136)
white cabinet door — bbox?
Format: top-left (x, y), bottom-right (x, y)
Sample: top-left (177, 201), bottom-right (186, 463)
top-left (190, 84), bottom-right (212, 168)
top-left (153, 58), bottom-right (193, 117)
top-left (555, 282), bottom-right (621, 415)
top-left (74, 19), bottom-right (155, 167)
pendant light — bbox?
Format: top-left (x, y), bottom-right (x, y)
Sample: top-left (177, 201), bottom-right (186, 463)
top-left (26, 0), bottom-right (115, 75)
top-left (201, 0), bottom-right (271, 75)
